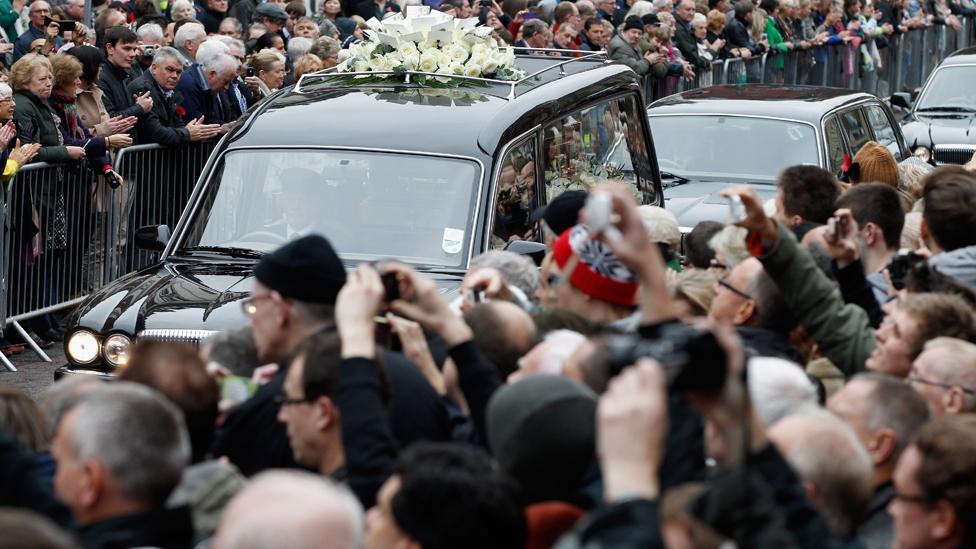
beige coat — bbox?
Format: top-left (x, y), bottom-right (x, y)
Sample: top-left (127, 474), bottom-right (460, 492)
top-left (76, 85), bottom-right (112, 137)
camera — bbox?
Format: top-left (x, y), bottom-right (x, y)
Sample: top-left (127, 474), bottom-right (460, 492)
top-left (246, 66), bottom-right (256, 77)
top-left (44, 16), bottom-right (76, 35)
top-left (139, 44), bottom-right (157, 57)
top-left (603, 324), bottom-right (727, 392)
top-left (888, 249), bottom-right (924, 290)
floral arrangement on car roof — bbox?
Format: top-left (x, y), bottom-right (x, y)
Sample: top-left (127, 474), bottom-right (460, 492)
top-left (335, 7), bottom-right (525, 86)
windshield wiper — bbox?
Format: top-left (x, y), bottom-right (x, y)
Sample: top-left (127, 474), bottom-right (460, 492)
top-left (916, 106), bottom-right (976, 113)
top-left (660, 171), bottom-right (690, 188)
top-left (180, 246), bottom-right (264, 259)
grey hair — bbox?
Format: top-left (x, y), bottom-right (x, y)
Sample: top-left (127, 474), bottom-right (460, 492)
top-left (153, 46), bottom-right (184, 67)
top-left (852, 372), bottom-right (930, 458)
top-left (469, 250), bottom-right (539, 296)
top-left (202, 52), bottom-right (239, 76)
top-left (692, 11), bottom-right (707, 25)
top-left (0, 82), bottom-right (12, 99)
top-left (309, 36), bottom-right (341, 59)
top-left (136, 22), bottom-right (164, 42)
top-left (318, 18), bottom-right (339, 38)
top-left (220, 16), bottom-right (243, 33)
top-left (747, 356), bottom-right (819, 427)
top-left (771, 410), bottom-right (874, 538)
top-left (210, 34), bottom-right (246, 55)
top-left (171, 0), bottom-right (194, 12)
top-left (39, 375), bottom-right (101, 438)
top-left (217, 470), bottom-right (364, 549)
top-left (286, 36), bottom-right (313, 63)
top-left (66, 383), bottom-right (190, 505)
top-left (920, 337), bottom-right (976, 412)
top-left (174, 21), bottom-right (206, 48)
top-left (197, 38), bottom-right (230, 65)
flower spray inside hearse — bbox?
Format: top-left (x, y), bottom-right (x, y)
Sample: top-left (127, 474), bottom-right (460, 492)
top-left (335, 7), bottom-right (526, 84)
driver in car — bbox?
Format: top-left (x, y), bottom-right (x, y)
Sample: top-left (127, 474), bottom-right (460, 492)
top-left (267, 168), bottom-right (324, 239)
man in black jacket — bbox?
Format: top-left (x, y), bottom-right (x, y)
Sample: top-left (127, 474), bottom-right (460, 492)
top-left (674, 0), bottom-right (710, 69)
top-left (126, 47), bottom-right (222, 145)
top-left (97, 27), bottom-right (153, 131)
top-left (725, 0), bottom-right (767, 58)
top-left (213, 235), bottom-right (450, 477)
top-left (51, 383), bottom-right (195, 549)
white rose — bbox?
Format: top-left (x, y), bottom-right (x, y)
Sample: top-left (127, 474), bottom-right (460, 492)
top-left (463, 62), bottom-right (482, 77)
top-left (398, 42), bottom-right (420, 59)
top-left (353, 59), bottom-right (370, 72)
top-left (448, 45), bottom-right (469, 63)
top-left (418, 53), bottom-right (439, 72)
top-left (418, 40), bottom-right (438, 53)
top-left (401, 53), bottom-right (419, 70)
top-left (368, 55), bottom-right (386, 72)
top-left (451, 62), bottom-right (464, 75)
top-left (482, 58), bottom-right (498, 74)
top-left (437, 52), bottom-right (453, 68)
top-left (471, 43), bottom-right (491, 57)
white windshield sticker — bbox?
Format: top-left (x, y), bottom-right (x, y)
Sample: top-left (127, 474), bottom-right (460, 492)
top-left (442, 228), bottom-right (464, 254)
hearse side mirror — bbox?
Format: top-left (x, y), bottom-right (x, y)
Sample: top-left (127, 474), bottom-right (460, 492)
top-left (504, 240), bottom-right (547, 265)
top-left (890, 92), bottom-right (912, 110)
top-left (135, 225), bottom-right (171, 251)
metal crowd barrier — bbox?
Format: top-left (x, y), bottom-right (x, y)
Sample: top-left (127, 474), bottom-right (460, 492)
top-left (0, 141), bottom-right (216, 370)
top-left (643, 17), bottom-right (973, 103)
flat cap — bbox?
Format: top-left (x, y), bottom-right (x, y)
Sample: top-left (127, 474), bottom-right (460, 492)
top-left (254, 2), bottom-right (288, 20)
top-left (254, 235), bottom-right (346, 304)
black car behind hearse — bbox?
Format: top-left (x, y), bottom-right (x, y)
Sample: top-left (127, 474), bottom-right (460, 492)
top-left (59, 52), bottom-right (663, 378)
top-left (892, 47), bottom-right (976, 166)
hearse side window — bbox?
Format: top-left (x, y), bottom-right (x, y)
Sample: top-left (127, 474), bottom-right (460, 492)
top-left (491, 138), bottom-right (538, 250)
top-left (542, 95), bottom-right (651, 203)
top-left (864, 104), bottom-right (902, 160)
top-left (840, 108), bottom-right (871, 156)
top-left (824, 116), bottom-right (846, 173)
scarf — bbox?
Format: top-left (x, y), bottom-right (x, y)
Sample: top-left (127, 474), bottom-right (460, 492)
top-left (50, 88), bottom-right (85, 142)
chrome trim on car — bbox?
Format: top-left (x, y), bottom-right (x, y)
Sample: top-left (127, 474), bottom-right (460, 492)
top-left (168, 145), bottom-right (486, 269)
top-left (933, 144), bottom-right (976, 166)
top-left (138, 329), bottom-right (219, 347)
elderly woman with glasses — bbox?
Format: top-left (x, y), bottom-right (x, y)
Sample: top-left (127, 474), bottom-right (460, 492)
top-left (0, 84), bottom-right (42, 180)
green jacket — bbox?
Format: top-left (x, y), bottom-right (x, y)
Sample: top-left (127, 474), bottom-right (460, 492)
top-left (13, 90), bottom-right (71, 164)
top-left (0, 0), bottom-right (18, 44)
top-left (764, 17), bottom-right (789, 69)
top-left (758, 222), bottom-right (876, 376)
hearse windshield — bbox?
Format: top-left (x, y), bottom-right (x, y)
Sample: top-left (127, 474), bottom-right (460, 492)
top-left (179, 148), bottom-right (481, 269)
top-left (649, 115), bottom-right (820, 181)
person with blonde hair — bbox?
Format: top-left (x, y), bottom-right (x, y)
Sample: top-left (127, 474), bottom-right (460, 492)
top-left (898, 156), bottom-right (934, 202)
top-left (670, 269), bottom-right (719, 320)
top-left (293, 53), bottom-right (324, 81)
top-left (246, 49), bottom-right (286, 100)
top-left (11, 54), bottom-right (86, 164)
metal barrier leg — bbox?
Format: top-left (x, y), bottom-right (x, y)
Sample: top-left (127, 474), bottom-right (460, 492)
top-left (0, 351), bottom-right (16, 372)
top-left (11, 320), bottom-right (52, 362)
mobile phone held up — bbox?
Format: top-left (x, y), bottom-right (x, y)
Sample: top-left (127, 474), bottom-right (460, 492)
top-left (727, 195), bottom-right (746, 223)
top-left (44, 16), bottom-right (76, 35)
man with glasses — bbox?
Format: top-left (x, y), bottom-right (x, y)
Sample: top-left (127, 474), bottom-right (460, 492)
top-left (708, 257), bottom-right (800, 361)
top-left (908, 337), bottom-right (976, 416)
top-left (13, 1), bottom-right (62, 62)
top-left (888, 414), bottom-right (976, 549)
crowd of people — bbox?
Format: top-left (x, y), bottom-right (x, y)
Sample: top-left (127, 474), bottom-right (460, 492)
top-left (1, 148), bottom-right (976, 548)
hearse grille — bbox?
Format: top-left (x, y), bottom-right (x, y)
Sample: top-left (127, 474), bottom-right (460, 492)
top-left (137, 329), bottom-right (219, 347)
top-left (933, 144), bottom-right (976, 166)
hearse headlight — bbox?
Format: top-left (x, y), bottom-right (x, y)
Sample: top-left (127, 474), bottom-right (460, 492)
top-left (913, 147), bottom-right (931, 163)
top-left (67, 330), bottom-right (100, 364)
top-left (102, 334), bottom-right (132, 368)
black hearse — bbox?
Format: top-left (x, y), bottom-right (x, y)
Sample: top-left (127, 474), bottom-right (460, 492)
top-left (59, 52), bottom-right (663, 376)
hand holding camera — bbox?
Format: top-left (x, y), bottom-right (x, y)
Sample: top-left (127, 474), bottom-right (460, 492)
top-left (720, 186), bottom-right (777, 245)
top-left (385, 262), bottom-right (473, 347)
top-left (823, 208), bottom-right (860, 268)
top-left (335, 263), bottom-right (387, 359)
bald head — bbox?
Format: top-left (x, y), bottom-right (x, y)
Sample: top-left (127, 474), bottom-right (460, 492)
top-left (215, 470), bottom-right (363, 549)
top-left (768, 410), bottom-right (874, 538)
top-left (464, 301), bottom-right (538, 379)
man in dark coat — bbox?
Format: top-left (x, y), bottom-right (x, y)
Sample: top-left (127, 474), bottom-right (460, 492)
top-left (51, 383), bottom-right (195, 549)
top-left (12, 1), bottom-right (63, 62)
top-left (126, 46), bottom-right (222, 146)
top-left (725, 0), bottom-right (767, 57)
top-left (674, 0), bottom-right (711, 68)
top-left (175, 54), bottom-right (237, 126)
top-left (97, 27), bottom-right (153, 131)
top-left (213, 235), bottom-right (451, 477)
